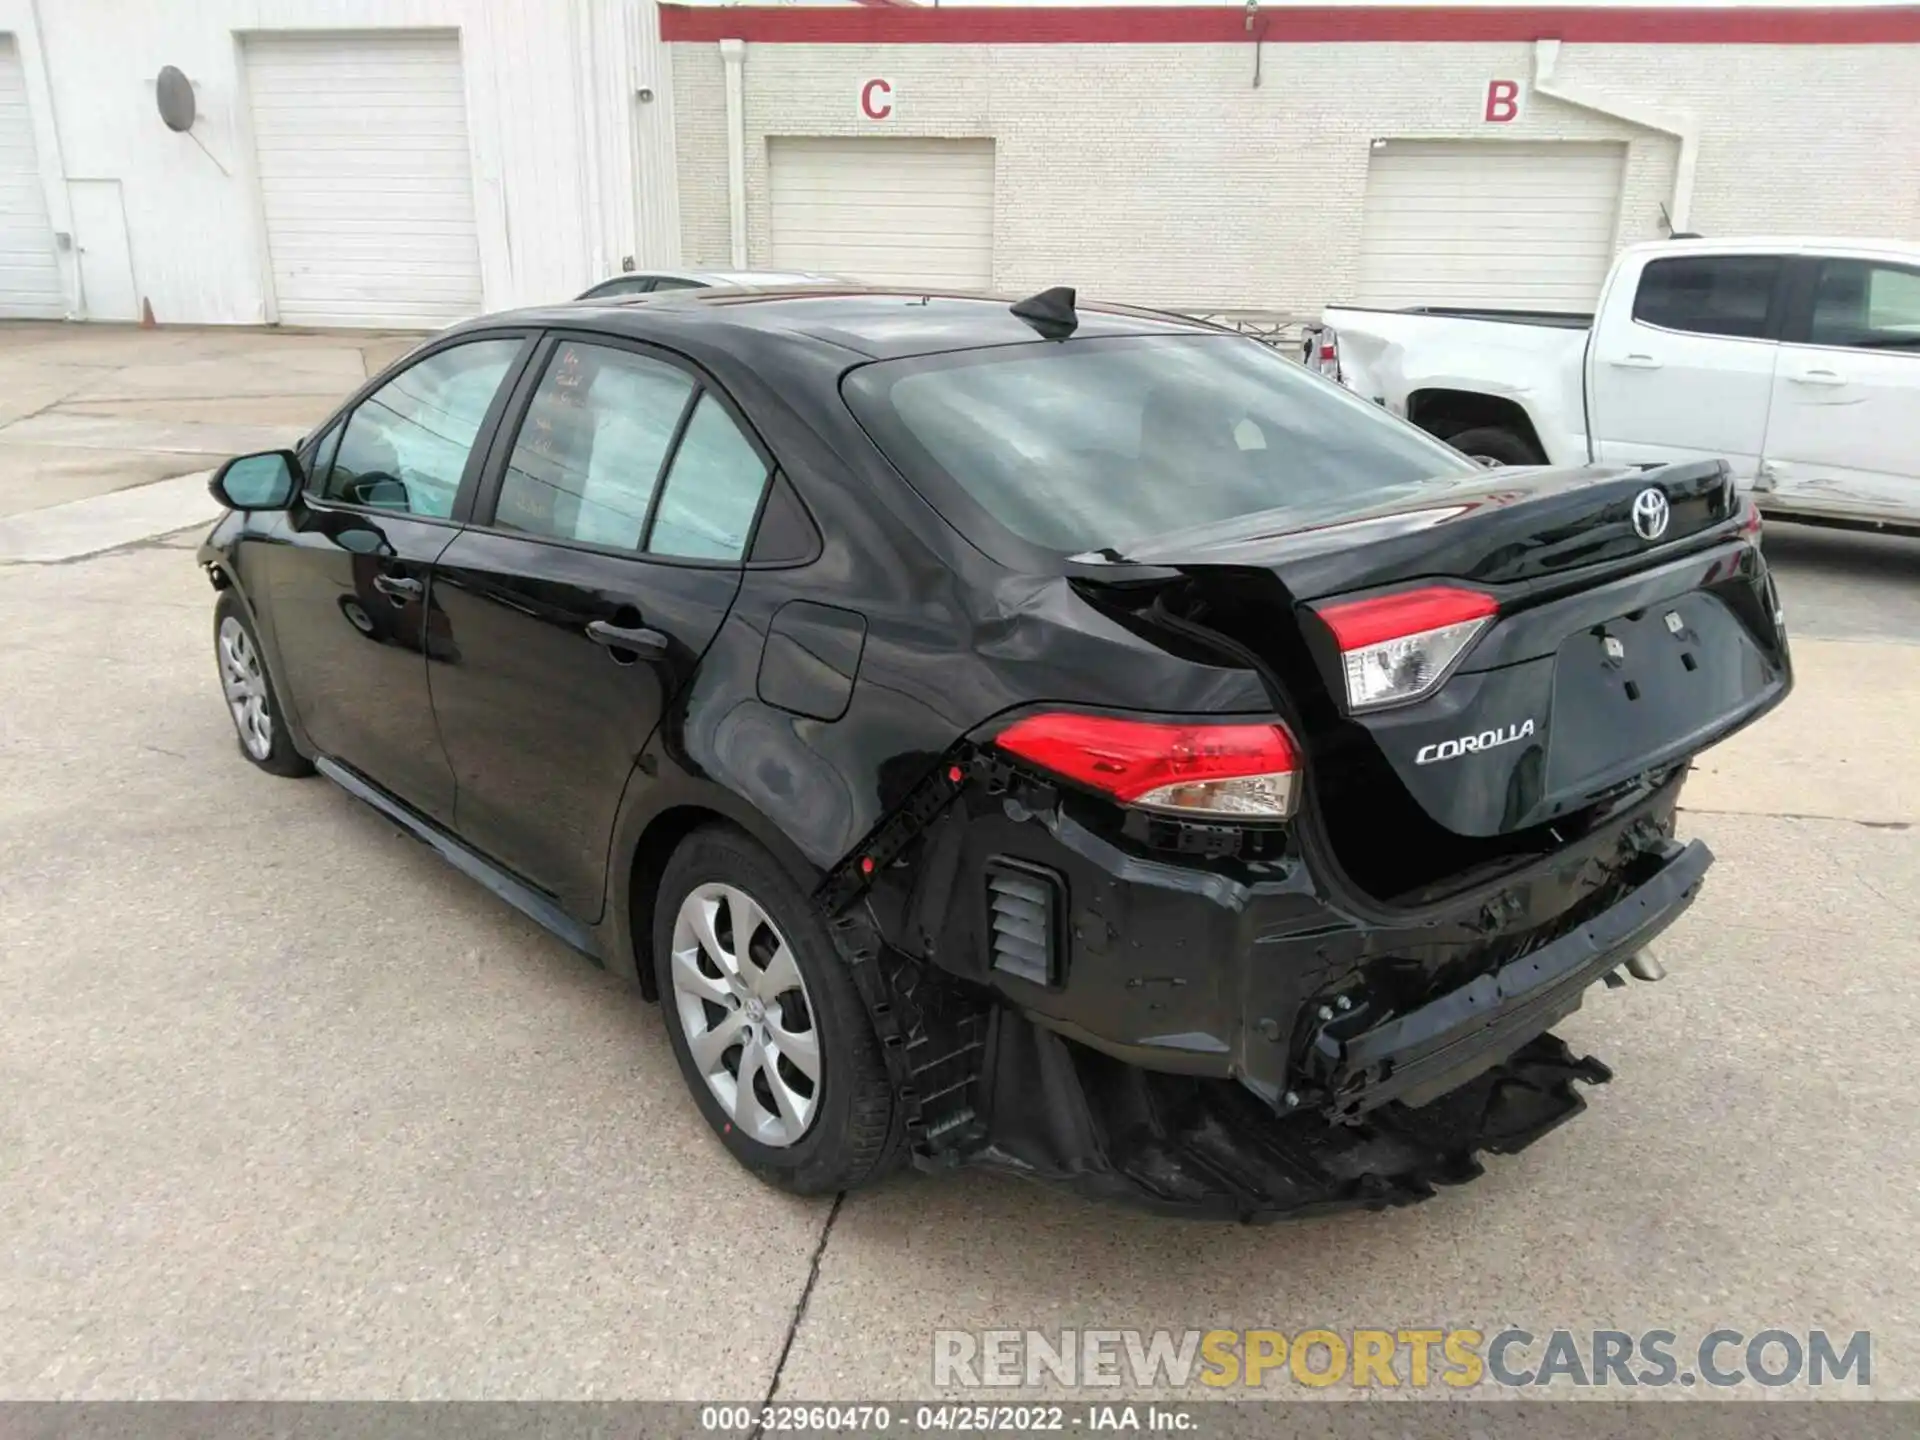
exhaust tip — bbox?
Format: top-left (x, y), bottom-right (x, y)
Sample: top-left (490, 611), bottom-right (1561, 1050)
top-left (1625, 947), bottom-right (1667, 983)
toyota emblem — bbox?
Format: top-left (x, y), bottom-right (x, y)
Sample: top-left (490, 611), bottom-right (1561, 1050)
top-left (1632, 487), bottom-right (1670, 542)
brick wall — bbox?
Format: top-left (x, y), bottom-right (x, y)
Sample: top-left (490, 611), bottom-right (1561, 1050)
top-left (670, 37), bottom-right (1920, 313)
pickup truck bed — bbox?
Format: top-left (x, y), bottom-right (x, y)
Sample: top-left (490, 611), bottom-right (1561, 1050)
top-left (1314, 305), bottom-right (1594, 467)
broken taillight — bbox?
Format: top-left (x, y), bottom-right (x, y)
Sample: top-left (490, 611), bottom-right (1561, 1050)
top-left (994, 713), bottom-right (1298, 819)
top-left (1316, 585), bottom-right (1497, 713)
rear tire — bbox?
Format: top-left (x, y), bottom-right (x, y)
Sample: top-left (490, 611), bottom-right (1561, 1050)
top-left (213, 594), bottom-right (313, 778)
top-left (653, 824), bottom-right (901, 1195)
top-left (1447, 426), bottom-right (1545, 468)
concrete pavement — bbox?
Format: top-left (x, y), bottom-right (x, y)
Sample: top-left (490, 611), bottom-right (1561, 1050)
top-left (0, 323), bottom-right (1915, 1403)
top-left (0, 322), bottom-right (421, 519)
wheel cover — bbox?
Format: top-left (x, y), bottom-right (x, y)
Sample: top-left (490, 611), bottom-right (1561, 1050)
top-left (670, 881), bottom-right (821, 1147)
top-left (217, 616), bottom-right (273, 761)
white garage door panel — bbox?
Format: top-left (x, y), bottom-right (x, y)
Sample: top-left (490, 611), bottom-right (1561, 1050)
top-left (0, 37), bottom-right (64, 318)
top-left (1357, 141), bottom-right (1626, 311)
top-left (245, 32), bottom-right (481, 328)
top-left (769, 138), bottom-right (994, 292)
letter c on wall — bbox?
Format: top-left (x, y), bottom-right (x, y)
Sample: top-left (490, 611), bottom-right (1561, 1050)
top-left (861, 78), bottom-right (893, 121)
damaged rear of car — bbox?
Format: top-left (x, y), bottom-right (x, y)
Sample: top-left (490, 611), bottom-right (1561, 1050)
top-left (817, 309), bottom-right (1790, 1219)
top-left (194, 289), bottom-right (1790, 1222)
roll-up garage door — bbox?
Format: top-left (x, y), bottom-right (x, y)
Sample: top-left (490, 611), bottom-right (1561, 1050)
top-left (1356, 141), bottom-right (1627, 311)
top-left (768, 137), bottom-right (994, 291)
top-left (0, 36), bottom-right (64, 318)
top-left (244, 32), bottom-right (483, 328)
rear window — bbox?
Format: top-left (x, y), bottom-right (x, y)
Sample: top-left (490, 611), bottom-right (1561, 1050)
top-left (841, 335), bottom-right (1475, 554)
top-left (1631, 255), bottom-right (1785, 340)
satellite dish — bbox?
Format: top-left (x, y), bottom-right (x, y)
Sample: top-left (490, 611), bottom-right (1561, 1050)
top-left (156, 66), bottom-right (195, 133)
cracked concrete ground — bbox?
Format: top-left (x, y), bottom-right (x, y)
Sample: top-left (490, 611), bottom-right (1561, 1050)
top-left (0, 325), bottom-right (1916, 1403)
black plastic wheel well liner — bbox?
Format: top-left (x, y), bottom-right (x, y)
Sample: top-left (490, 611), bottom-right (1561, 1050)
top-left (1407, 389), bottom-right (1547, 455)
top-left (627, 808), bottom-right (716, 999)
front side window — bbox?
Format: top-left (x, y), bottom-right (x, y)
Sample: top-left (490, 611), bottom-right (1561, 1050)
top-left (1631, 255), bottom-right (1784, 340)
top-left (648, 393), bottom-right (771, 561)
top-left (493, 341), bottom-right (696, 549)
top-left (320, 339), bottom-right (521, 517)
top-left (842, 334), bottom-right (1476, 554)
top-left (1806, 259), bottom-right (1920, 351)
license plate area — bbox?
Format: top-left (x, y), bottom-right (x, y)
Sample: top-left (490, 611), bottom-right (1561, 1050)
top-left (1545, 593), bottom-right (1761, 790)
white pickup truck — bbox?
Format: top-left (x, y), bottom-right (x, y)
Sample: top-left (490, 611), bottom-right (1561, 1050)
top-left (1314, 236), bottom-right (1920, 533)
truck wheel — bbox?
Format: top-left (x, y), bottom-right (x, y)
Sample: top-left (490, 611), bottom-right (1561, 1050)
top-left (1448, 426), bottom-right (1545, 468)
top-left (653, 824), bottom-right (903, 1195)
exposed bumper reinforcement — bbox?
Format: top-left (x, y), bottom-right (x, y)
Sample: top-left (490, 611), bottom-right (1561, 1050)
top-left (1307, 839), bottom-right (1712, 1119)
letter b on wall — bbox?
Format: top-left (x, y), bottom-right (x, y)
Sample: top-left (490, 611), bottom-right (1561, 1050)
top-left (1485, 79), bottom-right (1522, 123)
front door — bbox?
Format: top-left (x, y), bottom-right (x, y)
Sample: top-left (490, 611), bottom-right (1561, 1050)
top-left (428, 334), bottom-right (773, 919)
top-left (1587, 250), bottom-right (1788, 483)
top-left (1761, 254), bottom-right (1920, 527)
top-left (264, 335), bottom-right (528, 821)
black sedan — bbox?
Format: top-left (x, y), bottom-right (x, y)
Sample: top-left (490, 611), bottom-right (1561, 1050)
top-left (200, 285), bottom-right (1789, 1218)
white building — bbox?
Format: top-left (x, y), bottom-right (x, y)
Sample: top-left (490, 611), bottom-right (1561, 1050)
top-left (2, 0), bottom-right (1917, 328)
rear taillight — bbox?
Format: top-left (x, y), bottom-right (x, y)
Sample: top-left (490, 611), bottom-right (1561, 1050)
top-left (1305, 325), bottom-right (1341, 381)
top-left (1738, 499), bottom-right (1763, 539)
top-left (993, 713), bottom-right (1298, 819)
top-left (1316, 585), bottom-right (1497, 713)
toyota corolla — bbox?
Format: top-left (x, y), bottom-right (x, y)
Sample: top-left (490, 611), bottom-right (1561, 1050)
top-left (199, 285), bottom-right (1790, 1219)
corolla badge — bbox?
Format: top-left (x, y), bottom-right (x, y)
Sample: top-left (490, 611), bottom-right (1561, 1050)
top-left (1632, 487), bottom-right (1671, 541)
top-left (1415, 718), bottom-right (1536, 765)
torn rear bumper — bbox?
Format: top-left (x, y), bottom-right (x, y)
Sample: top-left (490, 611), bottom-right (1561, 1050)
top-left (965, 1013), bottom-right (1612, 1222)
top-left (1304, 838), bottom-right (1711, 1118)
top-left (831, 756), bottom-right (1710, 1220)
top-left (946, 839), bottom-right (1707, 1220)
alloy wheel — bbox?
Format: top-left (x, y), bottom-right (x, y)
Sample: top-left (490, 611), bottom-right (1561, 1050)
top-left (670, 881), bottom-right (822, 1147)
top-left (217, 616), bottom-right (274, 761)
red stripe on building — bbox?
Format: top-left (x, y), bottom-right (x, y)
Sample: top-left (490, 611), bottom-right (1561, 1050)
top-left (658, 4), bottom-right (1920, 45)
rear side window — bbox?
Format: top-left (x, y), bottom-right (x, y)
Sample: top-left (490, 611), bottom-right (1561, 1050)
top-left (1632, 255), bottom-right (1784, 340)
top-left (493, 341), bottom-right (695, 550)
top-left (648, 394), bottom-right (770, 561)
top-left (842, 334), bottom-right (1475, 555)
top-left (1805, 258), bottom-right (1920, 351)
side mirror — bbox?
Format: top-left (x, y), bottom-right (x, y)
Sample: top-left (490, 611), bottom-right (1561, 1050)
top-left (209, 450), bottom-right (301, 511)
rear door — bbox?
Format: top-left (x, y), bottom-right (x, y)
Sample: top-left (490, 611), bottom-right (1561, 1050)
top-left (1760, 253), bottom-right (1920, 527)
top-left (427, 333), bottom-right (771, 919)
top-left (263, 333), bottom-right (531, 821)
top-left (1587, 249), bottom-right (1792, 482)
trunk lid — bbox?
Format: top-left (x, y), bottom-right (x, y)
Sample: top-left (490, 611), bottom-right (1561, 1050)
top-left (1099, 459), bottom-right (1790, 844)
top-left (1112, 458), bottom-right (1736, 599)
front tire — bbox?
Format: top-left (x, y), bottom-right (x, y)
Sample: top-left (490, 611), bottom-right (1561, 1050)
top-left (653, 824), bottom-right (901, 1194)
top-left (213, 593), bottom-right (312, 778)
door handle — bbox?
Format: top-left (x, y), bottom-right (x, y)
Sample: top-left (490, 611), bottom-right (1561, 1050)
top-left (586, 620), bottom-right (670, 659)
top-left (372, 574), bottom-right (424, 603)
top-left (1609, 353), bottom-right (1663, 370)
top-left (1788, 368), bottom-right (1847, 386)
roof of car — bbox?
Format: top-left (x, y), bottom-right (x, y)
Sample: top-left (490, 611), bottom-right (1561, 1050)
top-left (502, 287), bottom-right (1218, 361)
top-left (682, 269), bottom-right (843, 286)
top-left (1622, 235), bottom-right (1920, 261)
top-left (588, 268), bottom-right (843, 290)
